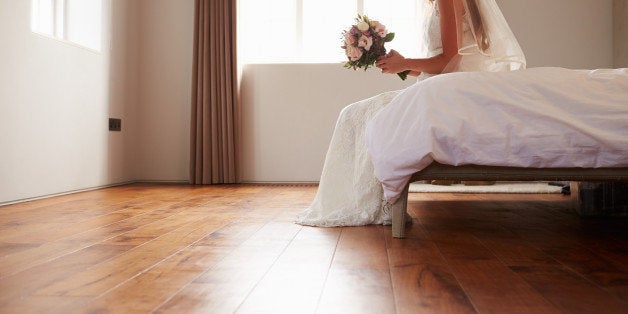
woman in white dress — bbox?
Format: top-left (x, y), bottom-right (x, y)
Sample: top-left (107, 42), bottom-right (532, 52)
top-left (296, 0), bottom-right (526, 227)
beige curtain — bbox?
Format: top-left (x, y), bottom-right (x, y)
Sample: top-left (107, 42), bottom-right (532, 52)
top-left (190, 0), bottom-right (238, 184)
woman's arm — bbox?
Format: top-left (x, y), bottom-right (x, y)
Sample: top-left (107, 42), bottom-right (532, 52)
top-left (376, 0), bottom-right (462, 75)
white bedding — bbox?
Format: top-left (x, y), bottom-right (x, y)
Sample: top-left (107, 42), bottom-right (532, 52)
top-left (365, 67), bottom-right (628, 203)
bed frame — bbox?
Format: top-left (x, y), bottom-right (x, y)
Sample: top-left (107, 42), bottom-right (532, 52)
top-left (391, 163), bottom-right (628, 238)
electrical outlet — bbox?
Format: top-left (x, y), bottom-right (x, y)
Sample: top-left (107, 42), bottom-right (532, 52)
top-left (109, 118), bottom-right (122, 131)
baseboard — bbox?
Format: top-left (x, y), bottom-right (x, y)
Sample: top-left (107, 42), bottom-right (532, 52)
top-left (239, 181), bottom-right (319, 186)
top-left (0, 181), bottom-right (137, 207)
top-left (0, 180), bottom-right (318, 207)
top-left (134, 180), bottom-right (190, 184)
top-left (240, 180), bottom-right (318, 184)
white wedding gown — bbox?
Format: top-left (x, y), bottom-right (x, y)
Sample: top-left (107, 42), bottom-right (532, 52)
top-left (296, 90), bottom-right (402, 226)
top-left (296, 1), bottom-right (524, 226)
top-left (295, 8), bottom-right (442, 227)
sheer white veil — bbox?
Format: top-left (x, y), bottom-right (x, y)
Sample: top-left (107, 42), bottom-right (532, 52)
top-left (444, 0), bottom-right (527, 72)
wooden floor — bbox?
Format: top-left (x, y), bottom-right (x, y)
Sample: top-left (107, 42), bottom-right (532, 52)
top-left (0, 184), bottom-right (627, 313)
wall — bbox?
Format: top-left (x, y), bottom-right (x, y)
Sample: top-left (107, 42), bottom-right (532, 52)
top-left (499, 0), bottom-right (614, 69)
top-left (0, 0), bottom-right (193, 204)
top-left (240, 64), bottom-right (415, 182)
top-left (615, 0), bottom-right (628, 67)
top-left (133, 0), bottom-right (194, 181)
top-left (239, 0), bottom-right (616, 183)
top-left (0, 0), bottom-right (137, 204)
top-left (0, 0), bottom-right (620, 202)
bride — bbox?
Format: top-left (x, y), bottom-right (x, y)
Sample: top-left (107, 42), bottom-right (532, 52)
top-left (296, 0), bottom-right (526, 227)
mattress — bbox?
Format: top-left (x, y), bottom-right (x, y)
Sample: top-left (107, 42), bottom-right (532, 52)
top-left (366, 67), bottom-right (628, 203)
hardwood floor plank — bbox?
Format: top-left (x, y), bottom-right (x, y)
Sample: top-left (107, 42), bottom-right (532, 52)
top-left (154, 221), bottom-right (302, 313)
top-left (413, 193), bottom-right (628, 313)
top-left (432, 237), bottom-right (558, 313)
top-left (471, 212), bottom-right (628, 307)
top-left (0, 191), bottom-right (229, 277)
top-left (530, 237), bottom-right (628, 302)
top-left (0, 244), bottom-right (134, 309)
top-left (0, 184), bottom-right (139, 217)
top-left (0, 184), bottom-right (167, 226)
top-left (584, 240), bottom-right (628, 269)
top-left (0, 295), bottom-right (92, 314)
top-left (194, 221), bottom-right (267, 248)
top-left (326, 226), bottom-right (390, 270)
top-left (316, 226), bottom-right (396, 314)
top-left (32, 215), bottom-right (231, 297)
top-left (469, 224), bottom-right (561, 268)
top-left (485, 202), bottom-right (628, 303)
top-left (510, 265), bottom-right (628, 314)
top-left (75, 220), bottom-right (265, 313)
top-left (317, 267), bottom-right (395, 314)
top-left (235, 227), bottom-right (341, 313)
top-left (0, 199), bottom-right (162, 244)
top-left (385, 222), bottom-right (476, 314)
top-left (419, 213), bottom-right (560, 313)
top-left (0, 242), bottom-right (40, 257)
top-left (1, 184), bottom-right (627, 313)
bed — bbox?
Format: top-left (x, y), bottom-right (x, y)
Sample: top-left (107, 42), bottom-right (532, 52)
top-left (362, 67), bottom-right (628, 238)
top-left (390, 164), bottom-right (628, 238)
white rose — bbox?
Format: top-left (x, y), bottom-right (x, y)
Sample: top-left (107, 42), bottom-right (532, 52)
top-left (356, 21), bottom-right (370, 31)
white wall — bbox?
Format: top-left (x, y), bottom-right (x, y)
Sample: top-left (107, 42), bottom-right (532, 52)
top-left (0, 0), bottom-right (137, 203)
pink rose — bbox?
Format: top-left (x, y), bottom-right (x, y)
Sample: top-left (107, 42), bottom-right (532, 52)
top-left (358, 34), bottom-right (373, 51)
top-left (344, 32), bottom-right (355, 46)
top-left (346, 45), bottom-right (363, 61)
top-left (371, 21), bottom-right (387, 37)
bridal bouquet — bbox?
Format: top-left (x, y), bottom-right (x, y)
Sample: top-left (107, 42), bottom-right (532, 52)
top-left (341, 15), bottom-right (409, 80)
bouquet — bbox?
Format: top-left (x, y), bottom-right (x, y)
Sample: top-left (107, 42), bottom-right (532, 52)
top-left (341, 15), bottom-right (410, 80)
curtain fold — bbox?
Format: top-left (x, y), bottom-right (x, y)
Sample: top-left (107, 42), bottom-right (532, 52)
top-left (190, 0), bottom-right (238, 184)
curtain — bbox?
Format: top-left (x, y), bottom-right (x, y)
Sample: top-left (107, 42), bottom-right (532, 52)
top-left (190, 0), bottom-right (238, 184)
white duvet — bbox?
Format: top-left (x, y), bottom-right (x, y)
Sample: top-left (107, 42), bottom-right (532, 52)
top-left (365, 67), bottom-right (628, 203)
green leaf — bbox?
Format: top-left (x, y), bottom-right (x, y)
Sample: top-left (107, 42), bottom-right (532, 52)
top-left (397, 70), bottom-right (410, 81)
top-left (384, 32), bottom-right (395, 42)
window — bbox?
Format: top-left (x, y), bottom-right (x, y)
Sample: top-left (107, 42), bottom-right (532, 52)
top-left (238, 0), bottom-right (425, 64)
top-left (31, 0), bottom-right (103, 51)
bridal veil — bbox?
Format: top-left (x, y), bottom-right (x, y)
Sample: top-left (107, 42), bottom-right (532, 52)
top-left (442, 0), bottom-right (527, 72)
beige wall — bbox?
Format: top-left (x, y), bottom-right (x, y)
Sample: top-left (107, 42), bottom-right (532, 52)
top-left (0, 0), bottom-right (138, 203)
top-left (0, 0), bottom-right (194, 204)
top-left (240, 64), bottom-right (415, 182)
top-left (133, 0), bottom-right (194, 181)
top-left (498, 0), bottom-right (614, 69)
top-left (615, 0), bottom-right (628, 67)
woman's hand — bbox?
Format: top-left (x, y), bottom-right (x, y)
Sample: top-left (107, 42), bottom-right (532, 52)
top-left (375, 49), bottom-right (408, 74)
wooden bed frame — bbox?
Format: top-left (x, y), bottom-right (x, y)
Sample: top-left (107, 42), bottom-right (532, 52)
top-left (390, 163), bottom-right (628, 238)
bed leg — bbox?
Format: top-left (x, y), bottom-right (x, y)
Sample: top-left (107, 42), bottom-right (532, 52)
top-left (392, 184), bottom-right (410, 238)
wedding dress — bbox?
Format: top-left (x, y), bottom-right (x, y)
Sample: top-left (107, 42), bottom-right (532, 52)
top-left (296, 0), bottom-right (525, 227)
